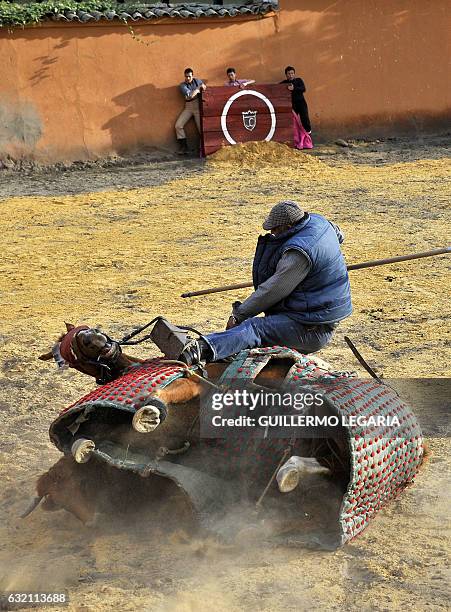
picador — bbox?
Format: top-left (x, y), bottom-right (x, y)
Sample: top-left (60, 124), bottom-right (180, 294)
top-left (178, 200), bottom-right (353, 365)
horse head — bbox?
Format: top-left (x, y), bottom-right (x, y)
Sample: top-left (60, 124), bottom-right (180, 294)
top-left (39, 323), bottom-right (136, 383)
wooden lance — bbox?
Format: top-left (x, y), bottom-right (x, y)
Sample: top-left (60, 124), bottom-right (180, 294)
top-left (181, 247), bottom-right (450, 298)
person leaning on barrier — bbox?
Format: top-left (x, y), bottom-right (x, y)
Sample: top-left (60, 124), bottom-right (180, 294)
top-left (178, 200), bottom-right (353, 365)
top-left (280, 65), bottom-right (312, 134)
top-left (175, 67), bottom-right (207, 155)
top-left (225, 67), bottom-right (255, 89)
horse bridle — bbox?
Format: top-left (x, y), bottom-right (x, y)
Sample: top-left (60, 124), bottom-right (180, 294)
top-left (67, 329), bottom-right (124, 385)
top-left (61, 318), bottom-right (205, 385)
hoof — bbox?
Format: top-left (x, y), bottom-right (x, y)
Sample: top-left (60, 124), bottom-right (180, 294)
top-left (71, 438), bottom-right (96, 463)
top-left (132, 406), bottom-right (161, 433)
top-left (277, 456), bottom-right (330, 493)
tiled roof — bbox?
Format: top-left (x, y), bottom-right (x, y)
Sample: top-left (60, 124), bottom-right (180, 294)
top-left (49, 2), bottom-right (278, 23)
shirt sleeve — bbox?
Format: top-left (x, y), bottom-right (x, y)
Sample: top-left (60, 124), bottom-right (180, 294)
top-left (294, 78), bottom-right (306, 93)
top-left (233, 250), bottom-right (311, 321)
top-left (179, 83), bottom-right (190, 98)
top-left (180, 80), bottom-right (203, 99)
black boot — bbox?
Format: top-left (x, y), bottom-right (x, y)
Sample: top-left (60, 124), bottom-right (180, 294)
top-left (178, 338), bottom-right (212, 366)
top-left (176, 138), bottom-right (188, 155)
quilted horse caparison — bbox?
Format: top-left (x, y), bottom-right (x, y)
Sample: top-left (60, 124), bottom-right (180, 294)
top-left (49, 348), bottom-right (424, 545)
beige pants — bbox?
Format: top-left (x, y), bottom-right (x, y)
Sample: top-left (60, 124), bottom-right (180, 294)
top-left (175, 102), bottom-right (201, 139)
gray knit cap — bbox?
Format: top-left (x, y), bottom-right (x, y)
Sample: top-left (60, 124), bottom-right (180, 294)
top-left (262, 200), bottom-right (305, 230)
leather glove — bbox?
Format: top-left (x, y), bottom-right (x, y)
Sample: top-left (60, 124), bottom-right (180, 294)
top-left (225, 301), bottom-right (243, 330)
top-left (225, 315), bottom-right (239, 330)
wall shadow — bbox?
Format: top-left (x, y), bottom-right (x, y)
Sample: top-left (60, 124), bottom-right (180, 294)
top-left (102, 83), bottom-right (201, 154)
top-left (103, 83), bottom-right (166, 153)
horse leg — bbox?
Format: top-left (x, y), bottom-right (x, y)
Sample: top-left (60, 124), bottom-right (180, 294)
top-left (157, 378), bottom-right (201, 405)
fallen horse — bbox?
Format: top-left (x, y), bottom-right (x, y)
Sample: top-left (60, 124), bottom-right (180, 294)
top-left (27, 324), bottom-right (425, 548)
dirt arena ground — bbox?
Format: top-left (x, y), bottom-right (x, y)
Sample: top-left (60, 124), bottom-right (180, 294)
top-left (0, 136), bottom-right (449, 611)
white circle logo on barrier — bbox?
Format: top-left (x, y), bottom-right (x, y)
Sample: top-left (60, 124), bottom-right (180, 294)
top-left (220, 90), bottom-right (276, 145)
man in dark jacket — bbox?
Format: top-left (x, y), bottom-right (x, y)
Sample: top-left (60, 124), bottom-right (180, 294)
top-left (179, 200), bottom-right (352, 365)
top-left (280, 66), bottom-right (311, 133)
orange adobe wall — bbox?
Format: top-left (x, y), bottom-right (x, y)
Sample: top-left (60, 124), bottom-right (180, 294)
top-left (0, 0), bottom-right (449, 163)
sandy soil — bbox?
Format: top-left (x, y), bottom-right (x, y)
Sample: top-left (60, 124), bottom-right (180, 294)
top-left (0, 137), bottom-right (450, 611)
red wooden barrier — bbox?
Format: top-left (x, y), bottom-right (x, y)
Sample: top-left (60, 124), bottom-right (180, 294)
top-left (201, 84), bottom-right (293, 156)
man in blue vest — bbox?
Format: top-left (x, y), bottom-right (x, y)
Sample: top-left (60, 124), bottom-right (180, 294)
top-left (179, 200), bottom-right (352, 365)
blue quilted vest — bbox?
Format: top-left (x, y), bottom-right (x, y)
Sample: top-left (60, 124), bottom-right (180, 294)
top-left (252, 213), bottom-right (352, 323)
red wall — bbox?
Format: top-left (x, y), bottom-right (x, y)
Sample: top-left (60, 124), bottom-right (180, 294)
top-left (0, 0), bottom-right (449, 163)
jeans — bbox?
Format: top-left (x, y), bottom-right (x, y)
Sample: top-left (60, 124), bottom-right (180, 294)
top-left (204, 314), bottom-right (336, 361)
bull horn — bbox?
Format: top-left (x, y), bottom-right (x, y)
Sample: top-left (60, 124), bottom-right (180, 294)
top-left (20, 496), bottom-right (44, 519)
top-left (277, 457), bottom-right (330, 493)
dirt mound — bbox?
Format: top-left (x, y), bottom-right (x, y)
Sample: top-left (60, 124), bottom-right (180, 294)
top-left (208, 141), bottom-right (323, 167)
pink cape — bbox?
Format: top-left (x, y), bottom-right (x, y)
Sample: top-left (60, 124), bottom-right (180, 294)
top-left (292, 111), bottom-right (313, 149)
